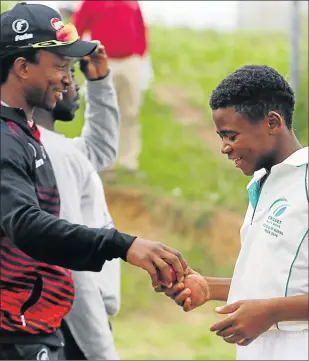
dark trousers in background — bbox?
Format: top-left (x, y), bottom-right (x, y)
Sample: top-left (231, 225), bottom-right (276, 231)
top-left (60, 321), bottom-right (86, 360)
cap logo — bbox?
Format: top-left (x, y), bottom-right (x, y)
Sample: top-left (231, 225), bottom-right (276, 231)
top-left (12, 19), bottom-right (29, 34)
top-left (50, 18), bottom-right (64, 31)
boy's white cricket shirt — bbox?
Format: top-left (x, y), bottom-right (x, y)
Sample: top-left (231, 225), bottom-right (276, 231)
top-left (227, 147), bottom-right (309, 331)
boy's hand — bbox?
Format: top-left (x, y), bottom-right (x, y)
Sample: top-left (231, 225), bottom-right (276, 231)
top-left (155, 268), bottom-right (210, 311)
top-left (80, 41), bottom-right (109, 80)
top-left (210, 299), bottom-right (276, 346)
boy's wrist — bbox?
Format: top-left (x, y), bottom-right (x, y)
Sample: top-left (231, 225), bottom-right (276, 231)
top-left (204, 277), bottom-right (231, 301)
top-left (264, 298), bottom-right (280, 324)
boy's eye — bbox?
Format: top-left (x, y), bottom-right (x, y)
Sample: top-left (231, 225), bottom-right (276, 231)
top-left (228, 135), bottom-right (237, 141)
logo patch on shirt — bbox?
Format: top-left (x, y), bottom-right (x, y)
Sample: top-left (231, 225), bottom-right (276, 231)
top-left (263, 198), bottom-right (290, 238)
top-left (28, 142), bottom-right (45, 168)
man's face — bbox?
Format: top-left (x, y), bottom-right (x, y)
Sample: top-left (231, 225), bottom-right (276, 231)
top-left (212, 107), bottom-right (277, 176)
top-left (23, 50), bottom-right (73, 111)
top-left (52, 65), bottom-right (80, 121)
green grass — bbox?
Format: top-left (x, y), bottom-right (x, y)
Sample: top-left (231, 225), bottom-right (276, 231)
top-left (112, 300), bottom-right (236, 360)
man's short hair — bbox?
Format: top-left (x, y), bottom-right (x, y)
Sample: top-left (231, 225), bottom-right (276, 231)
top-left (0, 49), bottom-right (40, 85)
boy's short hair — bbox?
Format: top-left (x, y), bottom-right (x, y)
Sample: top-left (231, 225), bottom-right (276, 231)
top-left (209, 65), bottom-right (295, 129)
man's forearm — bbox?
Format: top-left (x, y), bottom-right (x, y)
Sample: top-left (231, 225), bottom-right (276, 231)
top-left (206, 277), bottom-right (232, 301)
top-left (269, 295), bottom-right (309, 323)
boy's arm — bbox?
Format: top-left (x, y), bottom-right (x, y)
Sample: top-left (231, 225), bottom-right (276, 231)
top-left (271, 294), bottom-right (308, 323)
top-left (155, 268), bottom-right (232, 311)
top-left (210, 295), bottom-right (308, 346)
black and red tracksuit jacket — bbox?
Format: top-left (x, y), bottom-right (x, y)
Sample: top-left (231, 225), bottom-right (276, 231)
top-left (0, 106), bottom-right (135, 341)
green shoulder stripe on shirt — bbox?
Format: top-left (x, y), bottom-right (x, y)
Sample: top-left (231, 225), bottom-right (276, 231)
top-left (276, 228), bottom-right (309, 330)
top-left (305, 164), bottom-right (309, 203)
top-left (284, 228), bottom-right (309, 297)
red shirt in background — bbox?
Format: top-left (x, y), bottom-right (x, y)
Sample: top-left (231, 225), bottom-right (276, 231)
top-left (73, 0), bottom-right (147, 59)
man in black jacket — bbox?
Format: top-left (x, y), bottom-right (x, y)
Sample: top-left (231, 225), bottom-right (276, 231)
top-left (0, 4), bottom-right (187, 360)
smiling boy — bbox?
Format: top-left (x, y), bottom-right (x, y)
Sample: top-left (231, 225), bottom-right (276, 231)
top-left (158, 65), bottom-right (308, 360)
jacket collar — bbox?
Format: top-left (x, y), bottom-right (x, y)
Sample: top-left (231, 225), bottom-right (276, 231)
top-left (0, 104), bottom-right (40, 142)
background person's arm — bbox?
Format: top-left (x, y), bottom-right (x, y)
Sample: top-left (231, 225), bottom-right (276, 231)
top-left (72, 73), bottom-right (120, 171)
top-left (72, 45), bottom-right (120, 171)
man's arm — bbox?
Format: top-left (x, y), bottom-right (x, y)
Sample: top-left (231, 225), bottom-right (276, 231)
top-left (65, 271), bottom-right (120, 360)
top-left (1, 130), bottom-right (133, 271)
top-left (72, 73), bottom-right (120, 171)
top-left (72, 45), bottom-right (120, 171)
top-left (0, 128), bottom-right (187, 286)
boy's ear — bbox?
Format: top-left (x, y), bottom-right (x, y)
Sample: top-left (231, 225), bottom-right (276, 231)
top-left (267, 111), bottom-right (284, 134)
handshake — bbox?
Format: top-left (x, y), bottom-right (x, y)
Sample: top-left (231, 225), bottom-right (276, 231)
top-left (155, 267), bottom-right (211, 312)
top-left (125, 237), bottom-right (212, 311)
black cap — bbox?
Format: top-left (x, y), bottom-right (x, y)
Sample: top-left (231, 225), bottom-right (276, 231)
top-left (0, 2), bottom-right (97, 58)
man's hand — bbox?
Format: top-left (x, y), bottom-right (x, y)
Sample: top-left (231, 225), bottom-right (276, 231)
top-left (209, 299), bottom-right (276, 346)
top-left (80, 41), bottom-right (109, 80)
top-left (155, 268), bottom-right (210, 311)
top-left (126, 238), bottom-right (188, 289)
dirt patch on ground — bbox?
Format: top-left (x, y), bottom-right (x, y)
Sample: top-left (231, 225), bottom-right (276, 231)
top-left (155, 85), bottom-right (223, 156)
top-left (105, 186), bottom-right (241, 266)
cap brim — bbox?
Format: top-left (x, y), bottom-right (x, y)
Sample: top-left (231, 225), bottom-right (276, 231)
top-left (48, 39), bottom-right (97, 58)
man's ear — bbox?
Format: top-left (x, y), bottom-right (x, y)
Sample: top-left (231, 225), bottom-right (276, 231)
top-left (12, 57), bottom-right (31, 80)
top-left (267, 111), bottom-right (284, 134)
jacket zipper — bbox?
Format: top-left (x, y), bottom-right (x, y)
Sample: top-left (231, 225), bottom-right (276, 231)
top-left (20, 274), bottom-right (43, 326)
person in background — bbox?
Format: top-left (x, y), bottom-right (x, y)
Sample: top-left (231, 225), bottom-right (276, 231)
top-left (158, 65), bottom-right (308, 360)
top-left (73, 0), bottom-right (150, 176)
top-left (57, 1), bottom-right (81, 21)
top-left (35, 45), bottom-right (121, 360)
